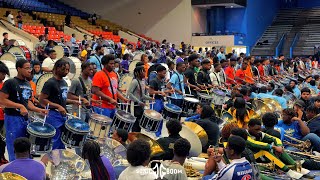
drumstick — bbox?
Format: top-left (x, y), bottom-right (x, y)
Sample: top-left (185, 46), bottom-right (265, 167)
top-left (99, 96), bottom-right (102, 115)
top-left (172, 87), bottom-right (177, 99)
top-left (42, 103), bottom-right (49, 126)
top-left (78, 96), bottom-right (81, 119)
top-left (203, 84), bottom-right (209, 95)
top-left (126, 100), bottom-right (129, 113)
top-left (152, 94), bottom-right (155, 110)
top-left (187, 79), bottom-right (191, 95)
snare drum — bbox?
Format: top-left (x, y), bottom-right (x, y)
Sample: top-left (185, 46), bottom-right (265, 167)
top-left (28, 111), bottom-right (45, 122)
top-left (8, 46), bottom-right (32, 61)
top-left (27, 121), bottom-right (56, 154)
top-left (212, 89), bottom-right (226, 106)
top-left (162, 103), bottom-right (182, 121)
top-left (89, 114), bottom-right (113, 139)
top-left (140, 109), bottom-right (162, 132)
top-left (0, 52), bottom-right (26, 63)
top-left (61, 118), bottom-right (90, 148)
top-left (197, 93), bottom-right (214, 104)
top-left (182, 97), bottom-right (200, 115)
top-left (111, 110), bottom-right (136, 134)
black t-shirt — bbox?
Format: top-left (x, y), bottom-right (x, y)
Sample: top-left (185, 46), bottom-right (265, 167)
top-left (156, 134), bottom-right (181, 160)
top-left (184, 67), bottom-right (197, 94)
top-left (41, 77), bottom-right (68, 109)
top-left (197, 70), bottom-right (212, 86)
top-left (149, 77), bottom-right (165, 100)
top-left (2, 77), bottom-right (32, 116)
top-left (16, 15), bottom-right (22, 23)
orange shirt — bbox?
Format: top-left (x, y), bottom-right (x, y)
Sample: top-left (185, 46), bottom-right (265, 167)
top-left (235, 69), bottom-right (245, 84)
top-left (144, 63), bottom-right (150, 78)
top-left (30, 80), bottom-right (37, 102)
top-left (225, 66), bottom-right (235, 84)
top-left (244, 64), bottom-right (254, 84)
top-left (92, 70), bottom-right (118, 109)
top-left (0, 83), bottom-right (3, 120)
top-left (258, 65), bottom-right (264, 77)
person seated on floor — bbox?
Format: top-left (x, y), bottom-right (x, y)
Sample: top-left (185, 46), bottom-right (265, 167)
top-left (0, 137), bottom-right (46, 180)
top-left (112, 129), bottom-right (128, 148)
top-left (156, 120), bottom-right (182, 160)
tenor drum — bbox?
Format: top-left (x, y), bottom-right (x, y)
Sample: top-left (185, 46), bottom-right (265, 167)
top-left (61, 118), bottom-right (90, 148)
top-left (8, 46), bottom-right (32, 61)
top-left (197, 93), bottom-right (214, 104)
top-left (28, 111), bottom-right (45, 122)
top-left (182, 97), bottom-right (200, 116)
top-left (0, 52), bottom-right (25, 63)
top-left (111, 110), bottom-right (136, 134)
top-left (162, 103), bottom-right (182, 121)
top-left (62, 57), bottom-right (81, 80)
top-left (27, 121), bottom-right (56, 155)
top-left (212, 89), bottom-right (226, 106)
top-left (89, 114), bottom-right (113, 139)
top-left (140, 109), bottom-right (162, 132)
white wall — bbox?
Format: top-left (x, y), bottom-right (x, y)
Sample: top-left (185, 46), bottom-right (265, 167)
top-left (192, 7), bottom-right (207, 33)
top-left (62, 0), bottom-right (192, 45)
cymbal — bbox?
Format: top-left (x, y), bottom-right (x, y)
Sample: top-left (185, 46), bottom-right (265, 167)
top-left (127, 132), bottom-right (164, 157)
top-left (0, 173), bottom-right (26, 180)
top-left (252, 99), bottom-right (272, 119)
top-left (184, 122), bottom-right (208, 149)
top-left (161, 121), bottom-right (202, 157)
top-left (97, 138), bottom-right (127, 164)
top-left (45, 149), bottom-right (91, 180)
top-left (262, 98), bottom-right (282, 112)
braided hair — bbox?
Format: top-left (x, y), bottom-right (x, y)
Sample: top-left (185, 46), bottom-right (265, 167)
top-left (0, 61), bottom-right (10, 76)
top-left (234, 97), bottom-right (248, 125)
top-left (82, 140), bottom-right (110, 180)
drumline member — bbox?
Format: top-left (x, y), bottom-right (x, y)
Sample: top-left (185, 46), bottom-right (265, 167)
top-left (0, 137), bottom-right (46, 180)
top-left (39, 59), bottom-right (79, 150)
top-left (91, 54), bottom-right (129, 118)
top-left (111, 129), bottom-right (128, 148)
top-left (0, 61), bottom-right (9, 164)
top-left (225, 58), bottom-right (237, 85)
top-left (289, 80), bottom-right (301, 99)
top-left (42, 49), bottom-right (57, 73)
top-left (244, 56), bottom-right (255, 84)
top-left (127, 66), bottom-right (153, 132)
top-left (197, 59), bottom-right (213, 91)
top-left (273, 89), bottom-right (288, 109)
top-left (82, 140), bottom-right (116, 180)
top-left (67, 62), bottom-right (93, 122)
top-left (88, 46), bottom-right (104, 71)
top-left (156, 120), bottom-right (182, 160)
top-left (0, 60), bottom-right (48, 161)
top-left (184, 54), bottom-right (201, 96)
top-left (219, 59), bottom-right (227, 86)
top-left (210, 63), bottom-right (223, 88)
top-left (235, 58), bottom-right (248, 85)
top-left (167, 62), bottom-right (186, 108)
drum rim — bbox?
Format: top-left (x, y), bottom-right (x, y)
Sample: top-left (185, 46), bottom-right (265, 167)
top-left (143, 109), bottom-right (163, 121)
top-left (115, 110), bottom-right (136, 122)
top-left (164, 103), bottom-right (182, 113)
top-left (183, 97), bottom-right (200, 103)
top-left (90, 113), bottom-right (113, 124)
top-left (65, 119), bottom-right (90, 133)
top-left (212, 90), bottom-right (226, 96)
top-left (27, 122), bottom-right (56, 137)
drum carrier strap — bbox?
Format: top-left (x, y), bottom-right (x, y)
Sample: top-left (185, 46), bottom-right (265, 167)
top-left (78, 77), bottom-right (88, 99)
top-left (174, 72), bottom-right (183, 92)
top-left (94, 54), bottom-right (102, 70)
top-left (12, 78), bottom-right (29, 118)
top-left (102, 70), bottom-right (115, 99)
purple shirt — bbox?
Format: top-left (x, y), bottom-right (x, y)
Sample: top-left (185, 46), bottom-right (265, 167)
top-left (176, 57), bottom-right (184, 63)
top-left (121, 60), bottom-right (129, 73)
top-left (0, 158), bottom-right (46, 180)
top-left (101, 155), bottom-right (116, 180)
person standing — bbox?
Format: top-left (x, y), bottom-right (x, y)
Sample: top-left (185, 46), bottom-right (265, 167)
top-left (225, 58), bottom-right (237, 85)
top-left (39, 59), bottom-right (79, 150)
top-left (16, 11), bottom-right (23, 29)
top-left (0, 60), bottom-right (47, 161)
top-left (167, 62), bottom-right (186, 108)
top-left (6, 11), bottom-right (15, 26)
top-left (184, 54), bottom-right (201, 96)
top-left (127, 66), bottom-right (153, 132)
top-left (0, 62), bottom-right (9, 164)
top-left (42, 50), bottom-right (57, 73)
top-left (91, 55), bottom-right (129, 118)
top-left (89, 46), bottom-right (104, 71)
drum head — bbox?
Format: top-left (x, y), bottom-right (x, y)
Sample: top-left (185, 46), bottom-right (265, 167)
top-left (164, 103), bottom-right (182, 113)
top-left (8, 46), bottom-right (24, 56)
top-left (161, 121), bottom-right (202, 157)
top-left (0, 172), bottom-right (27, 180)
top-left (62, 57), bottom-right (81, 80)
top-left (129, 60), bottom-right (140, 74)
top-left (66, 119), bottom-right (90, 133)
top-left (184, 97), bottom-right (200, 103)
top-left (198, 93), bottom-right (213, 99)
top-left (0, 52), bottom-right (17, 63)
top-left (27, 121), bottom-right (56, 137)
top-left (97, 138), bottom-right (127, 164)
top-left (91, 114), bottom-right (112, 124)
top-left (53, 45), bottom-right (65, 60)
top-left (116, 110), bottom-right (136, 122)
top-left (119, 74), bottom-right (133, 92)
top-left (212, 89), bottom-right (226, 96)
top-left (144, 109), bottom-right (162, 120)
top-left (1, 60), bottom-right (17, 79)
top-left (36, 73), bottom-right (53, 95)
top-left (133, 53), bottom-right (143, 61)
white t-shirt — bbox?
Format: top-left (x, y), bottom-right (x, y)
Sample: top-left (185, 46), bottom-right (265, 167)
top-left (42, 57), bottom-right (57, 71)
top-left (7, 14), bottom-right (15, 25)
top-left (119, 165), bottom-right (157, 180)
top-left (210, 71), bottom-right (221, 86)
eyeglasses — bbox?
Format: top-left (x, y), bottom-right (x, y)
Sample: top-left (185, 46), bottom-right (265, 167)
top-left (23, 67), bottom-right (32, 70)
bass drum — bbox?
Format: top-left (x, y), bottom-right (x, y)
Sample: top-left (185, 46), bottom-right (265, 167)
top-left (11, 39), bottom-right (26, 46)
top-left (1, 60), bottom-right (17, 82)
top-left (36, 73), bottom-right (71, 95)
top-left (62, 57), bottom-right (81, 80)
top-left (53, 45), bottom-right (70, 60)
top-left (119, 74), bottom-right (133, 92)
top-left (8, 46), bottom-right (33, 61)
top-left (128, 60), bottom-right (140, 74)
top-left (0, 52), bottom-right (25, 63)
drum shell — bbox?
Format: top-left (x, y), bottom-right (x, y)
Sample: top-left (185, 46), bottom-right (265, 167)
top-left (27, 122), bottom-right (56, 154)
top-left (162, 104), bottom-right (182, 121)
top-left (140, 110), bottom-right (162, 132)
top-left (182, 97), bottom-right (199, 116)
top-left (9, 46), bottom-right (32, 61)
top-left (111, 110), bottom-right (135, 134)
top-left (0, 52), bottom-right (25, 63)
top-left (212, 90), bottom-right (226, 106)
top-left (89, 114), bottom-right (112, 139)
top-left (62, 119), bottom-right (89, 148)
top-left (197, 93), bottom-right (214, 105)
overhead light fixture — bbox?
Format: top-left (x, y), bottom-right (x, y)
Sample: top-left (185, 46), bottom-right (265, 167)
top-left (230, 6), bottom-right (234, 8)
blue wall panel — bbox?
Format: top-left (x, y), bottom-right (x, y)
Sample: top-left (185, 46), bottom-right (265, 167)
top-left (297, 0), bottom-right (320, 8)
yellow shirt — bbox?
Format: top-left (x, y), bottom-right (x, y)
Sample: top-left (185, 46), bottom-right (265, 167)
top-left (228, 109), bottom-right (250, 128)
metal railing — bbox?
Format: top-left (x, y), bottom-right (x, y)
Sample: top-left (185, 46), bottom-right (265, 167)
top-left (275, 33), bottom-right (286, 57)
top-left (290, 33), bottom-right (300, 58)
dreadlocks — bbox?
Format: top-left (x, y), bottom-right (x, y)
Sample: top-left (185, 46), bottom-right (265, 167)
top-left (133, 66), bottom-right (145, 79)
top-left (82, 140), bottom-right (110, 180)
